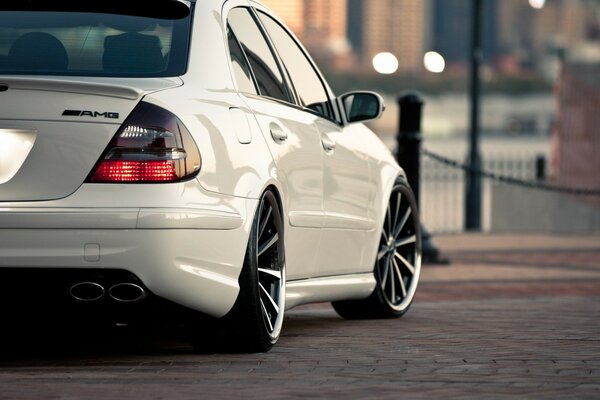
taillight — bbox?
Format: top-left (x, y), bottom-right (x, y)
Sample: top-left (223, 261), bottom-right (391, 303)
top-left (87, 102), bottom-right (201, 183)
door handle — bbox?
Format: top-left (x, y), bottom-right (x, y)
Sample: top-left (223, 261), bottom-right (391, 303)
top-left (270, 124), bottom-right (288, 143)
top-left (321, 135), bottom-right (336, 152)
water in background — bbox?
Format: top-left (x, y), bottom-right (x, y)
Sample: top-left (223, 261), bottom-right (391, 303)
top-left (371, 93), bottom-right (555, 233)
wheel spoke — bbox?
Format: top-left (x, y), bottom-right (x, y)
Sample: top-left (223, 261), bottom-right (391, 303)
top-left (258, 232), bottom-right (279, 257)
top-left (258, 267), bottom-right (282, 280)
top-left (380, 255), bottom-right (391, 288)
top-left (377, 245), bottom-right (388, 261)
top-left (394, 252), bottom-right (416, 275)
top-left (259, 282), bottom-right (280, 314)
top-left (392, 193), bottom-right (402, 233)
top-left (386, 205), bottom-right (392, 232)
top-left (258, 204), bottom-right (272, 240)
top-left (260, 299), bottom-right (274, 332)
top-left (381, 228), bottom-right (389, 241)
top-left (395, 235), bottom-right (416, 249)
top-left (393, 259), bottom-right (408, 298)
top-left (388, 258), bottom-right (396, 302)
top-left (393, 207), bottom-right (412, 237)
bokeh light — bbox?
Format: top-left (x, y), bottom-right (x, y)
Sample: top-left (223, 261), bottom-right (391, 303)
top-left (372, 52), bottom-right (399, 75)
top-left (528, 0), bottom-right (546, 9)
top-left (423, 51), bottom-right (446, 74)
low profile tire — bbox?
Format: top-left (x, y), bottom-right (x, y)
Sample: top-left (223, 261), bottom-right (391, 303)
top-left (332, 178), bottom-right (422, 319)
top-left (192, 190), bottom-right (285, 353)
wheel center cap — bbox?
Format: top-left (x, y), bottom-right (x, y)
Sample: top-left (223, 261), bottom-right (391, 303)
top-left (387, 237), bottom-right (395, 251)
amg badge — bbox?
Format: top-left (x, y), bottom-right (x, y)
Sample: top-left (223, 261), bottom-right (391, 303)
top-left (62, 110), bottom-right (120, 119)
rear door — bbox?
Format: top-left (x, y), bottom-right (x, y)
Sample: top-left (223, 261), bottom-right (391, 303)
top-left (226, 5), bottom-right (325, 281)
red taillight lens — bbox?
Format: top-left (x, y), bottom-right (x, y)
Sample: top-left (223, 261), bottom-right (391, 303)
top-left (87, 102), bottom-right (201, 183)
top-left (92, 160), bottom-right (177, 182)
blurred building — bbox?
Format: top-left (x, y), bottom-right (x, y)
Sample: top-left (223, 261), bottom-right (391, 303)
top-left (261, 0), bottom-right (304, 34)
top-left (531, 0), bottom-right (589, 57)
top-left (262, 0), bottom-right (599, 76)
top-left (303, 0), bottom-right (347, 44)
top-left (552, 61), bottom-right (600, 206)
top-left (262, 0), bottom-right (351, 67)
top-left (430, 0), bottom-right (599, 74)
top-left (432, 0), bottom-right (497, 66)
top-left (497, 0), bottom-right (600, 72)
top-left (347, 0), bottom-right (427, 73)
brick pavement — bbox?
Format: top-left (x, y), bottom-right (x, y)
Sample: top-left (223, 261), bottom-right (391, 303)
top-left (0, 234), bottom-right (599, 399)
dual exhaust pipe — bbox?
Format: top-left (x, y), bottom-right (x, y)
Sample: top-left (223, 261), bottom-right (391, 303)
top-left (70, 282), bottom-right (147, 303)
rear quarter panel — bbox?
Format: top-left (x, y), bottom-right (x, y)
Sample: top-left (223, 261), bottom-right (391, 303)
top-left (147, 0), bottom-right (277, 201)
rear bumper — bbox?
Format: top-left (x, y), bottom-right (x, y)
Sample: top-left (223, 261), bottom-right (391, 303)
top-left (0, 207), bottom-right (243, 230)
top-left (0, 199), bottom-right (257, 318)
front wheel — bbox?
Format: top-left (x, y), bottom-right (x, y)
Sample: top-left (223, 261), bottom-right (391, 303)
top-left (332, 179), bottom-right (421, 319)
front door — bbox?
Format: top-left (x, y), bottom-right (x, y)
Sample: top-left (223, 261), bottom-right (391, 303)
top-left (254, 8), bottom-right (375, 278)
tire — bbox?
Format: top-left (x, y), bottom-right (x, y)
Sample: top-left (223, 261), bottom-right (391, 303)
top-left (332, 178), bottom-right (421, 319)
top-left (192, 190), bottom-right (285, 353)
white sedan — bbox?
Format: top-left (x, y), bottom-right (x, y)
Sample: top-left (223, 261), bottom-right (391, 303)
top-left (0, 0), bottom-right (421, 352)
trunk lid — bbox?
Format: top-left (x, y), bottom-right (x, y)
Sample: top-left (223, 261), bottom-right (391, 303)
top-left (0, 76), bottom-right (182, 202)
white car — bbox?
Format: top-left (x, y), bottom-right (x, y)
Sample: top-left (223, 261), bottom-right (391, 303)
top-left (0, 0), bottom-right (421, 352)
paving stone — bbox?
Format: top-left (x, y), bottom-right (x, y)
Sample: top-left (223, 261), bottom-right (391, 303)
top-left (0, 234), bottom-right (599, 399)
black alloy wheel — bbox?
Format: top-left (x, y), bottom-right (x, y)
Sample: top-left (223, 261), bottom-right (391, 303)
top-left (332, 178), bottom-right (421, 319)
top-left (192, 190), bottom-right (285, 353)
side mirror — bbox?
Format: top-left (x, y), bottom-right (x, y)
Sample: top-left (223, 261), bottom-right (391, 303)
top-left (339, 91), bottom-right (385, 124)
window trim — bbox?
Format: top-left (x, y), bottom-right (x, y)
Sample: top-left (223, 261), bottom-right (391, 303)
top-left (225, 4), bottom-right (342, 125)
top-left (226, 24), bottom-right (260, 96)
top-left (226, 6), bottom-right (296, 105)
top-left (247, 7), bottom-right (300, 106)
top-left (251, 6), bottom-right (342, 125)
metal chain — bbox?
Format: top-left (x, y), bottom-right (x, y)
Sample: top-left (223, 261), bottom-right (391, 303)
top-left (421, 147), bottom-right (600, 196)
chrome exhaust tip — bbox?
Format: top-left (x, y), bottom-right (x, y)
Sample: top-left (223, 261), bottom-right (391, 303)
top-left (108, 283), bottom-right (147, 303)
top-left (70, 282), bottom-right (105, 302)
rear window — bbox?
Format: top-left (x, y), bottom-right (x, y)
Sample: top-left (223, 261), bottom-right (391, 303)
top-left (0, 1), bottom-right (192, 77)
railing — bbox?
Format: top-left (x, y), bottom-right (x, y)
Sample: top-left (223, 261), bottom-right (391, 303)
top-left (420, 154), bottom-right (543, 233)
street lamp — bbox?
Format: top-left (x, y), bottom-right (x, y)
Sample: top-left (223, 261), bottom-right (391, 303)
top-left (465, 0), bottom-right (483, 231)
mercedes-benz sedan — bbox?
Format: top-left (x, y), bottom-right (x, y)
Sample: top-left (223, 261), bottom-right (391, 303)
top-left (0, 0), bottom-right (421, 352)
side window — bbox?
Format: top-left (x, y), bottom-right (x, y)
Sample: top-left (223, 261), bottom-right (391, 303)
top-left (227, 26), bottom-right (258, 95)
top-left (228, 7), bottom-right (289, 102)
top-left (257, 11), bottom-right (334, 120)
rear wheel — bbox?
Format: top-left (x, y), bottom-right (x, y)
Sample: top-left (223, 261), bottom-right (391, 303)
top-left (332, 179), bottom-right (421, 319)
top-left (192, 190), bottom-right (285, 352)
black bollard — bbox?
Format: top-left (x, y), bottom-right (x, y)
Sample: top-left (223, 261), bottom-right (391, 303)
top-left (536, 155), bottom-right (546, 181)
top-left (395, 92), bottom-right (443, 264)
top-left (396, 92), bottom-right (423, 201)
